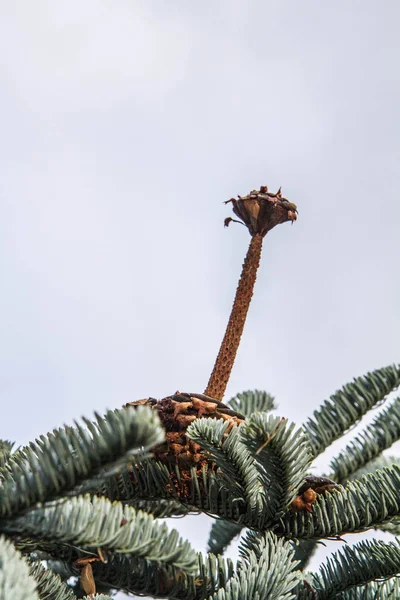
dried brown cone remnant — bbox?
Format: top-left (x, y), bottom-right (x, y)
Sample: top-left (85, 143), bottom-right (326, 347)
top-left (290, 476), bottom-right (340, 513)
top-left (205, 185), bottom-right (297, 401)
top-left (126, 393), bottom-right (245, 469)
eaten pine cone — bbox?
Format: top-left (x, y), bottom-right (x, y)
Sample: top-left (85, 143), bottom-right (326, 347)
top-left (224, 185), bottom-right (297, 237)
top-left (126, 393), bottom-right (245, 468)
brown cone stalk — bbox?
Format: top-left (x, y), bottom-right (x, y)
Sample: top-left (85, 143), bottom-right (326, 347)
top-left (204, 233), bottom-right (263, 400)
top-left (205, 185), bottom-right (297, 401)
top-left (125, 185), bottom-right (296, 477)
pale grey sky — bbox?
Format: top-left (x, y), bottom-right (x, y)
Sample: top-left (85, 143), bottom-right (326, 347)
top-left (1, 1), bottom-right (399, 597)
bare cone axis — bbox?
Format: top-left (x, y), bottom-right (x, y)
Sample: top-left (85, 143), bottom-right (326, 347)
top-left (205, 233), bottom-right (263, 400)
top-left (204, 185), bottom-right (297, 402)
top-left (127, 185), bottom-right (297, 468)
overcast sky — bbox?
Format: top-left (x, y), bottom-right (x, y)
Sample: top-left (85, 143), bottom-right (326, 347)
top-left (1, 1), bottom-right (399, 597)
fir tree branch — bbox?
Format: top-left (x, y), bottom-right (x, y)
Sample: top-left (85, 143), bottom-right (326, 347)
top-left (213, 530), bottom-right (301, 600)
top-left (32, 548), bottom-right (236, 600)
top-left (0, 406), bottom-right (164, 518)
top-left (343, 456), bottom-right (400, 536)
top-left (303, 364), bottom-right (400, 458)
top-left (0, 536), bottom-right (39, 600)
top-left (101, 455), bottom-right (171, 503)
top-left (207, 519), bottom-right (243, 555)
top-left (104, 458), bottom-right (246, 523)
top-left (106, 416), bottom-right (311, 530)
top-left (306, 538), bottom-right (400, 599)
top-left (3, 495), bottom-right (197, 572)
top-left (186, 419), bottom-right (262, 511)
top-left (345, 454), bottom-right (400, 482)
top-left (29, 561), bottom-right (76, 600)
top-left (276, 465), bottom-right (400, 539)
top-left (291, 539), bottom-right (318, 572)
top-left (332, 578), bottom-right (400, 599)
top-left (0, 440), bottom-right (14, 469)
top-left (186, 419), bottom-right (247, 495)
top-left (228, 390), bottom-right (276, 417)
top-left (329, 397), bottom-right (400, 483)
top-left (83, 596), bottom-right (113, 600)
top-left (241, 414), bottom-right (312, 526)
top-left (129, 498), bottom-right (189, 518)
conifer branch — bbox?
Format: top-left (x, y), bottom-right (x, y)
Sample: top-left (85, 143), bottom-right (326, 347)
top-left (303, 364), bottom-right (400, 458)
top-left (83, 596), bottom-right (113, 600)
top-left (186, 418), bottom-right (259, 503)
top-left (3, 495), bottom-right (197, 572)
top-left (228, 389), bottom-right (276, 417)
top-left (0, 536), bottom-right (39, 600)
top-left (230, 531), bottom-right (300, 600)
top-left (329, 396), bottom-right (400, 483)
top-left (348, 454), bottom-right (400, 482)
top-left (306, 538), bottom-right (400, 599)
top-left (276, 464), bottom-right (400, 539)
top-left (37, 550), bottom-right (236, 600)
top-left (129, 498), bottom-right (189, 518)
top-left (29, 561), bottom-right (77, 600)
top-left (0, 406), bottom-right (164, 518)
top-left (207, 519), bottom-right (243, 555)
top-left (290, 539), bottom-right (318, 572)
top-left (241, 414), bottom-right (312, 526)
top-left (104, 458), bottom-right (245, 522)
top-left (3, 183), bottom-right (400, 599)
top-left (0, 440), bottom-right (13, 469)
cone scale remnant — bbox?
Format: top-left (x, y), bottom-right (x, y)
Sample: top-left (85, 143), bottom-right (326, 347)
top-left (205, 185), bottom-right (297, 400)
top-left (127, 185), bottom-right (297, 471)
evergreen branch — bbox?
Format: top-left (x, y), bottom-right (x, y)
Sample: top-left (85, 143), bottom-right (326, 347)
top-left (345, 454), bottom-right (400, 482)
top-left (207, 519), bottom-right (243, 555)
top-left (83, 596), bottom-right (113, 600)
top-left (186, 419), bottom-right (246, 495)
top-left (241, 414), bottom-right (312, 526)
top-left (332, 578), bottom-right (400, 599)
top-left (35, 546), bottom-right (236, 600)
top-left (211, 531), bottom-right (300, 600)
top-left (0, 406), bottom-right (164, 518)
top-left (291, 539), bottom-right (318, 572)
top-left (102, 456), bottom-right (173, 504)
top-left (0, 440), bottom-right (14, 469)
top-left (377, 515), bottom-right (400, 536)
top-left (29, 561), bottom-right (76, 600)
top-left (186, 419), bottom-right (262, 512)
top-left (342, 456), bottom-right (400, 536)
top-left (345, 456), bottom-right (400, 537)
top-left (3, 495), bottom-right (197, 572)
top-left (329, 397), bottom-right (400, 483)
top-left (276, 465), bottom-right (400, 539)
top-left (295, 576), bottom-right (400, 599)
top-left (0, 536), bottom-right (39, 600)
top-left (129, 498), bottom-right (189, 518)
top-left (228, 390), bottom-right (276, 417)
top-left (103, 459), bottom-right (246, 524)
top-left (303, 364), bottom-right (400, 458)
top-left (307, 538), bottom-right (400, 599)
